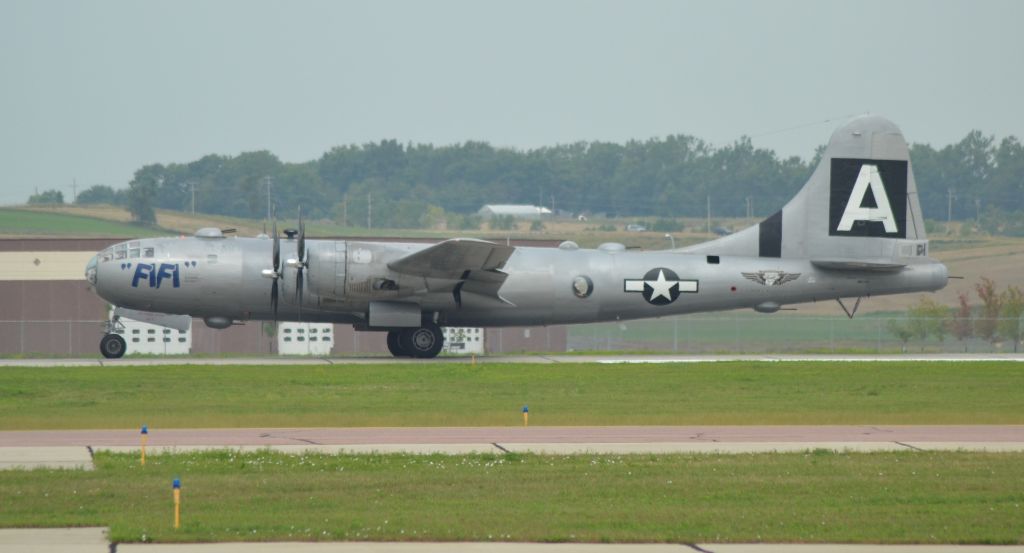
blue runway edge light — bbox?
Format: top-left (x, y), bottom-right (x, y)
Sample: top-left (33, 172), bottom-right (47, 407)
top-left (172, 478), bottom-right (180, 489)
top-left (141, 425), bottom-right (148, 435)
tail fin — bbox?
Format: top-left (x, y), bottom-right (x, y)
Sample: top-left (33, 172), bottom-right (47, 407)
top-left (684, 116), bottom-right (929, 263)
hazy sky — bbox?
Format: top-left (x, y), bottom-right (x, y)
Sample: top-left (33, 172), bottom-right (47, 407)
top-left (1, 0), bottom-right (1021, 205)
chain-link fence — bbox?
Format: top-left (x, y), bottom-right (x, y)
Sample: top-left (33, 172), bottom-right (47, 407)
top-left (0, 320), bottom-right (106, 356)
top-left (2, 316), bottom-right (1021, 356)
top-left (569, 315), bottom-right (1024, 354)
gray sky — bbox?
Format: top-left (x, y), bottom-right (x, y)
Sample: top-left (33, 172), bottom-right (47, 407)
top-left (1, 0), bottom-right (1021, 205)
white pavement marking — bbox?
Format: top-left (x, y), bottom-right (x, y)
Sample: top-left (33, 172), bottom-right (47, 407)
top-left (0, 527), bottom-right (108, 552)
top-left (96, 443), bottom-right (502, 455)
top-left (903, 441), bottom-right (1024, 452)
top-left (117, 543), bottom-right (686, 552)
top-left (497, 442), bottom-right (914, 454)
top-left (0, 446), bottom-right (92, 470)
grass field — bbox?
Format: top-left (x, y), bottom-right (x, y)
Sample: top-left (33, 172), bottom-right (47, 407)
top-left (1, 449), bottom-right (1022, 544)
top-left (0, 208), bottom-right (166, 237)
top-left (1, 361), bottom-right (1022, 429)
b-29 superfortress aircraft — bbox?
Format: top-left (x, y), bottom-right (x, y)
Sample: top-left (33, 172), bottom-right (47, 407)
top-left (86, 116), bottom-right (948, 358)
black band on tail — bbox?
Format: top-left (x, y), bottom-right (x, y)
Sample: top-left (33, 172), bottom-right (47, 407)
top-left (759, 210), bottom-right (782, 258)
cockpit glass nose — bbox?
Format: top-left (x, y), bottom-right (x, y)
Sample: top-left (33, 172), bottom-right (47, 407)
top-left (85, 255), bottom-right (98, 285)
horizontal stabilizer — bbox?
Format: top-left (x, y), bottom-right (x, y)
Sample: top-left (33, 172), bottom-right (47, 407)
top-left (388, 238), bottom-right (515, 279)
top-left (811, 258), bottom-right (907, 272)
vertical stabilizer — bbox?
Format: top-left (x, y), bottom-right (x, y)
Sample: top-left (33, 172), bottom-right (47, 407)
top-left (683, 116), bottom-right (929, 262)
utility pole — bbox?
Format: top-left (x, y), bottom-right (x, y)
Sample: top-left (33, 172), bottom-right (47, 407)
top-left (975, 197), bottom-right (981, 223)
top-left (745, 196), bottom-right (753, 219)
top-left (367, 192), bottom-right (372, 229)
top-left (947, 187), bottom-right (956, 231)
top-left (71, 179), bottom-right (77, 204)
top-left (706, 195), bottom-right (711, 234)
top-left (265, 176), bottom-right (272, 223)
top-left (191, 182), bottom-right (197, 215)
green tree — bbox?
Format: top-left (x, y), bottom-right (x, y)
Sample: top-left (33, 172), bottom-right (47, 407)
top-left (489, 215), bottom-right (516, 231)
top-left (999, 286), bottom-right (1024, 352)
top-left (974, 277), bottom-right (1002, 342)
top-left (127, 165), bottom-right (161, 224)
top-left (951, 291), bottom-right (973, 341)
top-left (76, 185), bottom-right (122, 205)
top-left (907, 297), bottom-right (950, 343)
top-left (27, 189), bottom-right (64, 204)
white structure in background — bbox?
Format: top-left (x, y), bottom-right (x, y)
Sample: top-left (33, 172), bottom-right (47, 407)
top-left (278, 322), bottom-right (334, 355)
top-left (477, 204), bottom-right (552, 220)
top-left (119, 318), bottom-right (191, 355)
top-left (442, 326), bottom-right (485, 355)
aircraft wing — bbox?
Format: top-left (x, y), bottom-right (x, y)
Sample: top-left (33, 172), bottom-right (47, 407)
top-left (389, 238), bottom-right (515, 279)
top-left (388, 239), bottom-right (516, 304)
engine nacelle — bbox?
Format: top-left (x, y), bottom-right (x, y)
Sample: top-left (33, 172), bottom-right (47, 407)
top-left (305, 242), bottom-right (347, 299)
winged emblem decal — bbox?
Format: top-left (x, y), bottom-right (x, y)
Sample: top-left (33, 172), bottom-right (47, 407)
top-left (741, 270), bottom-right (801, 287)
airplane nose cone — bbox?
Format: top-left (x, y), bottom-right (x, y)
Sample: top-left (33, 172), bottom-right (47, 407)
top-left (85, 254), bottom-right (98, 289)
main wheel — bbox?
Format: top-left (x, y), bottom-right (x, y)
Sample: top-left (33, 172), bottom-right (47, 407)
top-left (100, 333), bottom-right (127, 359)
top-left (399, 323), bottom-right (444, 359)
top-left (386, 330), bottom-right (408, 357)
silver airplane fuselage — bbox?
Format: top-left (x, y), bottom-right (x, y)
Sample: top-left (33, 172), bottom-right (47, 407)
top-left (89, 235), bottom-right (946, 328)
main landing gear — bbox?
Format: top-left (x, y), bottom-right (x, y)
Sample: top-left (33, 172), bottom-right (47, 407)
top-left (386, 322), bottom-right (445, 359)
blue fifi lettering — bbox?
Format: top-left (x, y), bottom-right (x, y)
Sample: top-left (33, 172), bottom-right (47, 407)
top-left (131, 263), bottom-right (155, 288)
top-left (131, 263), bottom-right (181, 288)
top-left (155, 263), bottom-right (180, 288)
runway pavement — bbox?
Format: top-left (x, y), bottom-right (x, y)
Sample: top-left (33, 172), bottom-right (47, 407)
top-left (2, 353), bottom-right (1023, 367)
top-left (2, 425), bottom-right (1022, 469)
top-left (4, 529), bottom-right (1024, 552)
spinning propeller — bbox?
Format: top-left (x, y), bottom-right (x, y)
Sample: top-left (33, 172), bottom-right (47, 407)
top-left (260, 210), bottom-right (282, 321)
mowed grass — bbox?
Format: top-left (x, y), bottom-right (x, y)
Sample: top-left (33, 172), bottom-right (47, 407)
top-left (0, 208), bottom-right (164, 237)
top-left (1, 450), bottom-right (1022, 544)
top-left (1, 361), bottom-right (1022, 429)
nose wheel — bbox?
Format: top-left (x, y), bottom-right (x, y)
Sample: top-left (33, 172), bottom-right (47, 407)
top-left (100, 333), bottom-right (127, 359)
top-left (386, 323), bottom-right (444, 358)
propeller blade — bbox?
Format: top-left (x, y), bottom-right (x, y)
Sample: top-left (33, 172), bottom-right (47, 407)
top-left (271, 279), bottom-right (279, 322)
top-left (297, 206), bottom-right (305, 266)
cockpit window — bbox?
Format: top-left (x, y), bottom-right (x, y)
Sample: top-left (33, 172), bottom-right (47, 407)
top-left (101, 248), bottom-right (112, 262)
top-left (115, 248), bottom-right (126, 260)
top-left (129, 248), bottom-right (140, 258)
top-left (143, 247), bottom-right (155, 258)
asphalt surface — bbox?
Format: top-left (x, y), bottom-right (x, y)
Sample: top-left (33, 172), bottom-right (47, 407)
top-left (4, 528), bottom-right (1024, 552)
top-left (2, 353), bottom-right (1023, 367)
top-left (3, 425), bottom-right (1023, 446)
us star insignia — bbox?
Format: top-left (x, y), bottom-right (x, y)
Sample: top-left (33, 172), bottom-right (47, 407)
top-left (624, 268), bottom-right (698, 306)
top-left (741, 270), bottom-right (801, 286)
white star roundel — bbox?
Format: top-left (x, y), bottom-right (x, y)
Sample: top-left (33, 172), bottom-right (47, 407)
top-left (624, 268), bottom-right (698, 306)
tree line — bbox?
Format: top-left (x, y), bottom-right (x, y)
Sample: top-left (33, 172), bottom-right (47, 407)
top-left (29, 129), bottom-right (1024, 233)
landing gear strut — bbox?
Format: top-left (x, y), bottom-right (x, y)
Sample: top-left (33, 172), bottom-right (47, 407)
top-left (386, 322), bottom-right (444, 359)
top-left (99, 316), bottom-right (127, 359)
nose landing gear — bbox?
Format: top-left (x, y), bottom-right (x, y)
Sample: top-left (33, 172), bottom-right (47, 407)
top-left (386, 322), bottom-right (444, 359)
top-left (99, 316), bottom-right (127, 359)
